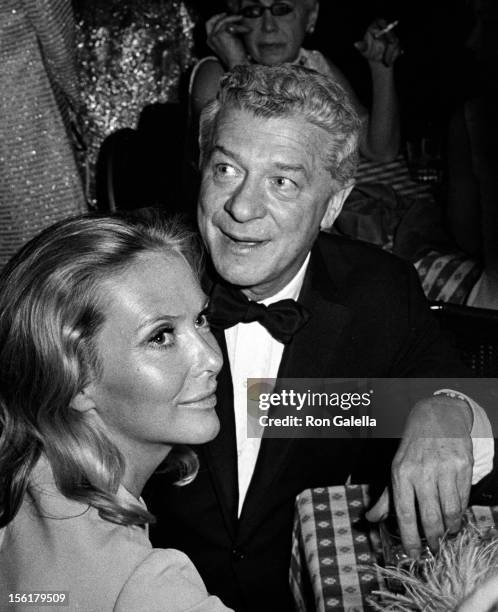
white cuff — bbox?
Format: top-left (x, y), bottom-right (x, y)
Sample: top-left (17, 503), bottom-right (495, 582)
top-left (435, 389), bottom-right (494, 485)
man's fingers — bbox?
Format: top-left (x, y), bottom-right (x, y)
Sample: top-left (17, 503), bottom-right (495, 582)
top-left (437, 475), bottom-right (463, 535)
top-left (365, 487), bottom-right (389, 522)
top-left (436, 443), bottom-right (472, 534)
top-left (456, 455), bottom-right (472, 514)
top-left (392, 472), bottom-right (421, 558)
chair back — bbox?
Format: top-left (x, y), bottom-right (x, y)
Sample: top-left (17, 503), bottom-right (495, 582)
top-left (430, 301), bottom-right (498, 377)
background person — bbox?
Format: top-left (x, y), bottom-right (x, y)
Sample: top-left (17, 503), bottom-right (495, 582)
top-left (0, 0), bottom-right (87, 269)
top-left (0, 214), bottom-right (230, 611)
top-left (189, 0), bottom-right (401, 165)
top-left (446, 0), bottom-right (498, 309)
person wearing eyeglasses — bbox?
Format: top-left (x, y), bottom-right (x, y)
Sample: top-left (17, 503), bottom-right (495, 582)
top-left (189, 0), bottom-right (401, 165)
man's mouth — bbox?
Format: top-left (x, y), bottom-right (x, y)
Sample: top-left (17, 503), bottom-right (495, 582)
top-left (221, 229), bottom-right (266, 249)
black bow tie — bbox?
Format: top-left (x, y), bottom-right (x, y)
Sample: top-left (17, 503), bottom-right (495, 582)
top-left (208, 283), bottom-right (310, 344)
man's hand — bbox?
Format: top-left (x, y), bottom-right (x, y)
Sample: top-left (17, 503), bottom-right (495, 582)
top-left (354, 18), bottom-right (402, 68)
top-left (366, 395), bottom-right (473, 557)
top-left (206, 13), bottom-right (251, 70)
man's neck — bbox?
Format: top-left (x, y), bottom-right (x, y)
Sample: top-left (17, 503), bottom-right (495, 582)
top-left (240, 253), bottom-right (311, 303)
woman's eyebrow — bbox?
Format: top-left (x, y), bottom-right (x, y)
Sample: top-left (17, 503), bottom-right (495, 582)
top-left (135, 314), bottom-right (179, 333)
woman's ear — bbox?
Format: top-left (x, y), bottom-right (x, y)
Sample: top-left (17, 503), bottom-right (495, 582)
top-left (70, 387), bottom-right (96, 413)
top-left (226, 0), bottom-right (239, 15)
top-left (306, 1), bottom-right (319, 35)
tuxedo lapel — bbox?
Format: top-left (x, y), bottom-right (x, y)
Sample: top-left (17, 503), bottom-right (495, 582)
top-left (239, 238), bottom-right (354, 533)
top-left (279, 241), bottom-right (353, 379)
top-left (202, 328), bottom-right (239, 538)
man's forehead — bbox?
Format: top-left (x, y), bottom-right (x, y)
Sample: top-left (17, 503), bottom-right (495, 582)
top-left (238, 0), bottom-right (309, 8)
top-left (215, 107), bottom-right (329, 147)
top-left (213, 108), bottom-right (332, 175)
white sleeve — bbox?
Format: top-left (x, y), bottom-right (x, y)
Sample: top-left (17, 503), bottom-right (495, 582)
top-left (436, 389), bottom-right (494, 484)
top-left (115, 549), bottom-right (233, 612)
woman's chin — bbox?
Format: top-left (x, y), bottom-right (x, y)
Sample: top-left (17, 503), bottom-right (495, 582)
top-left (187, 415), bottom-right (221, 445)
top-left (253, 46), bottom-right (293, 66)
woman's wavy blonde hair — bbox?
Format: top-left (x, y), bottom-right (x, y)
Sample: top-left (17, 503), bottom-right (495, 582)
top-left (0, 212), bottom-right (202, 528)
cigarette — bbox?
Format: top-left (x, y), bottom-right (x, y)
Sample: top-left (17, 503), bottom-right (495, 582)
top-left (374, 20), bottom-right (399, 39)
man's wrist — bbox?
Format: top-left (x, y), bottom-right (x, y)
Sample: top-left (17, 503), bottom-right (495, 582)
top-left (434, 390), bottom-right (468, 403)
top-left (433, 390), bottom-right (473, 432)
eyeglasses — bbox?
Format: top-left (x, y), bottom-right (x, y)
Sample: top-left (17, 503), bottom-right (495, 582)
top-left (239, 3), bottom-right (294, 19)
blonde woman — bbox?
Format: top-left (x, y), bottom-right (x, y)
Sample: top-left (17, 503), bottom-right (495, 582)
top-left (0, 214), bottom-right (231, 611)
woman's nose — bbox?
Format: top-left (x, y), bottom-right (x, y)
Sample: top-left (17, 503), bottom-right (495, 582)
top-left (261, 10), bottom-right (278, 32)
top-left (197, 332), bottom-right (223, 376)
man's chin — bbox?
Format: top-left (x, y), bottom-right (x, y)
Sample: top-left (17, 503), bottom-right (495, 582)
top-left (216, 269), bottom-right (260, 289)
top-left (212, 259), bottom-right (262, 289)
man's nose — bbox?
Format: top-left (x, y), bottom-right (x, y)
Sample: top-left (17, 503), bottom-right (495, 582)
top-left (261, 9), bottom-right (278, 32)
top-left (224, 178), bottom-right (266, 222)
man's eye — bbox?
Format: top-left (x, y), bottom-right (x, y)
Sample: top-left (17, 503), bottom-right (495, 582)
top-left (149, 328), bottom-right (174, 347)
top-left (214, 163), bottom-right (238, 180)
top-left (270, 176), bottom-right (299, 195)
top-left (195, 312), bottom-right (210, 329)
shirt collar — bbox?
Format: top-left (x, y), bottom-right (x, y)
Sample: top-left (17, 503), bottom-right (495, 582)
top-left (261, 253), bottom-right (310, 306)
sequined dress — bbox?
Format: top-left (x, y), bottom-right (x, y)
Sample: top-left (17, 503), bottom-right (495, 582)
top-left (0, 0), bottom-right (87, 268)
top-left (74, 0), bottom-right (196, 203)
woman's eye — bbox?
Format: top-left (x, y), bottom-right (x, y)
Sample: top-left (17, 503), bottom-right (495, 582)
top-left (149, 328), bottom-right (174, 347)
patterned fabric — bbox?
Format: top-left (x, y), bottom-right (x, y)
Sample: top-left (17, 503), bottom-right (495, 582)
top-left (415, 250), bottom-right (482, 305)
top-left (356, 154), bottom-right (434, 201)
top-left (290, 485), bottom-right (498, 612)
top-left (0, 0), bottom-right (86, 268)
top-left (291, 485), bottom-right (382, 612)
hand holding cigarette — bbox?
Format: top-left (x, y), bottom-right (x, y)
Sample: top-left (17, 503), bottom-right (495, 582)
top-left (354, 18), bottom-right (403, 67)
top-left (374, 20), bottom-right (399, 39)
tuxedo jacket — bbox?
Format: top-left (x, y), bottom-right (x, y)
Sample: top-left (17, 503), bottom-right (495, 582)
top-left (144, 233), bottom-right (479, 612)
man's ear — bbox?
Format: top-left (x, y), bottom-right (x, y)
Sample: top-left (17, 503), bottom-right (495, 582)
top-left (306, 1), bottom-right (319, 34)
top-left (70, 386), bottom-right (97, 413)
top-left (320, 183), bottom-right (354, 230)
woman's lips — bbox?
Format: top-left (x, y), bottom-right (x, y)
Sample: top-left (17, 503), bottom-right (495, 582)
top-left (179, 392), bottom-right (217, 409)
top-left (258, 43), bottom-right (286, 53)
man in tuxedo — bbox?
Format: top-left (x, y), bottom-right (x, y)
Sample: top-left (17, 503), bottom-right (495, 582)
top-left (145, 64), bottom-right (493, 611)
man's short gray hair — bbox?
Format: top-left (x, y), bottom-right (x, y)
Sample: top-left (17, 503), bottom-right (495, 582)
top-left (226, 0), bottom-right (317, 11)
top-left (199, 63), bottom-right (361, 189)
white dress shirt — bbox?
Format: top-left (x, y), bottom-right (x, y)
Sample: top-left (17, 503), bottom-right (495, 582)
top-left (224, 255), bottom-right (494, 516)
top-left (226, 255), bottom-right (310, 515)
